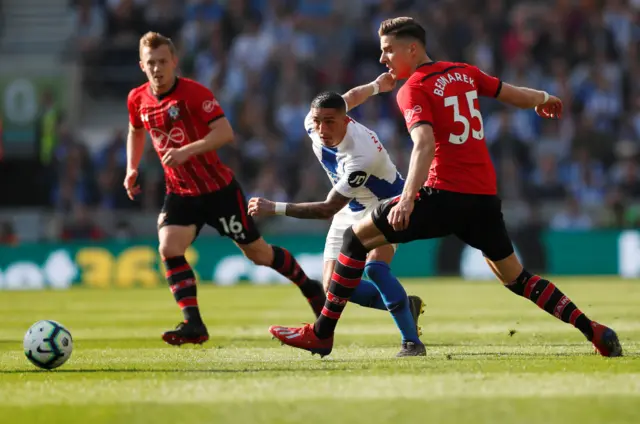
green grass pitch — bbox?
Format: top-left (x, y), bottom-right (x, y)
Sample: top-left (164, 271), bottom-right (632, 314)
top-left (1, 278), bottom-right (639, 424)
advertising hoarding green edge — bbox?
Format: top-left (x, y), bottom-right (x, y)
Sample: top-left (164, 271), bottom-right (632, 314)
top-left (0, 231), bottom-right (638, 289)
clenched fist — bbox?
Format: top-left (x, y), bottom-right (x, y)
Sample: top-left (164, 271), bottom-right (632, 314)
top-left (248, 197), bottom-right (276, 216)
top-left (535, 95), bottom-right (563, 120)
top-left (375, 72), bottom-right (397, 93)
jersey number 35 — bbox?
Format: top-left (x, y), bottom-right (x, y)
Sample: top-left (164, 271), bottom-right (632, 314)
top-left (444, 90), bottom-right (484, 145)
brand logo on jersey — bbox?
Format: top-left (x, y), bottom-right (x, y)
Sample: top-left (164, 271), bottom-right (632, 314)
top-left (168, 105), bottom-right (180, 121)
top-left (404, 105), bottom-right (422, 123)
top-left (141, 112), bottom-right (149, 123)
top-left (347, 171), bottom-right (367, 188)
top-left (202, 99), bottom-right (218, 113)
top-left (150, 127), bottom-right (186, 150)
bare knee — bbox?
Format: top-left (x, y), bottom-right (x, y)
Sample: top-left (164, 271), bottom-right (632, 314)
top-left (158, 243), bottom-right (187, 259)
top-left (158, 226), bottom-right (194, 259)
top-left (366, 244), bottom-right (395, 264)
top-left (352, 217), bottom-right (388, 251)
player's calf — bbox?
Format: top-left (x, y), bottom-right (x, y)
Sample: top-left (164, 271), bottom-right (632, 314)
top-left (161, 253), bottom-right (209, 346)
top-left (241, 239), bottom-right (325, 317)
top-left (270, 245), bottom-right (326, 316)
top-left (504, 268), bottom-right (622, 357)
top-left (505, 269), bottom-right (594, 339)
top-left (158, 219), bottom-right (205, 344)
top-left (365, 261), bottom-right (423, 345)
top-left (348, 278), bottom-right (386, 310)
top-left (162, 255), bottom-right (204, 325)
top-left (315, 227), bottom-right (369, 339)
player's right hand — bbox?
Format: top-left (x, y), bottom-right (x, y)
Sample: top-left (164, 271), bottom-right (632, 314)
top-left (248, 197), bottom-right (275, 216)
top-left (388, 198), bottom-right (414, 231)
top-left (535, 95), bottom-right (562, 119)
top-left (124, 169), bottom-right (141, 200)
top-left (375, 72), bottom-right (397, 93)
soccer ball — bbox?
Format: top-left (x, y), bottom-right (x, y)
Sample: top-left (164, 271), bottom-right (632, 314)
top-left (23, 320), bottom-right (73, 370)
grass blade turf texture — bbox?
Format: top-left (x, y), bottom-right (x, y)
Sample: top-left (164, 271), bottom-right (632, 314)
top-left (0, 278), bottom-right (639, 424)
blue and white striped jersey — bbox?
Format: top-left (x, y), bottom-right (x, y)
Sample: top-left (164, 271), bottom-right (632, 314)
top-left (304, 112), bottom-right (404, 212)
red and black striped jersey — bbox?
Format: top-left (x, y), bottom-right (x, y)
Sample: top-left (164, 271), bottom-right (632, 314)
top-left (127, 77), bottom-right (234, 196)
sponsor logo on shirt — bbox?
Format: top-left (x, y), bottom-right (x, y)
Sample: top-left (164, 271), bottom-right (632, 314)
top-left (347, 171), bottom-right (367, 188)
top-left (150, 127), bottom-right (186, 150)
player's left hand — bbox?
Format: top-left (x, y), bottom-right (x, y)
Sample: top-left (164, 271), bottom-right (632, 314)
top-left (248, 197), bottom-right (275, 216)
top-left (387, 198), bottom-right (414, 231)
top-left (535, 95), bottom-right (563, 119)
top-left (161, 148), bottom-right (191, 168)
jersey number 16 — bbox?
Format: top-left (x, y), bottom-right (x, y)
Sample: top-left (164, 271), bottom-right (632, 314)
top-left (444, 90), bottom-right (484, 145)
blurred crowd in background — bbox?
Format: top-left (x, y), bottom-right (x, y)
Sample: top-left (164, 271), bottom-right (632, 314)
top-left (8, 0), bottom-right (640, 242)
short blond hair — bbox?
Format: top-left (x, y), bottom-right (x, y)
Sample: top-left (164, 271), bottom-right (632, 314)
top-left (139, 31), bottom-right (176, 56)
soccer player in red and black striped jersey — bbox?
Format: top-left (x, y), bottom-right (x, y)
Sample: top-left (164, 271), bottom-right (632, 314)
top-left (125, 32), bottom-right (325, 346)
top-left (270, 18), bottom-right (622, 358)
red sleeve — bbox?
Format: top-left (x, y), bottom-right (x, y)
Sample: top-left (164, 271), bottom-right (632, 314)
top-left (397, 84), bottom-right (433, 133)
top-left (469, 65), bottom-right (502, 98)
top-left (189, 83), bottom-right (225, 126)
top-left (127, 90), bottom-right (143, 129)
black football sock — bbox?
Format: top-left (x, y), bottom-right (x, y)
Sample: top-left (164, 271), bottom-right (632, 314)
top-left (506, 269), bottom-right (594, 340)
top-left (164, 256), bottom-right (203, 326)
top-left (315, 228), bottom-right (368, 339)
top-left (270, 246), bottom-right (322, 298)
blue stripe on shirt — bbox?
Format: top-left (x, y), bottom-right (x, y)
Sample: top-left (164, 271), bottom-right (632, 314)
top-left (364, 172), bottom-right (404, 200)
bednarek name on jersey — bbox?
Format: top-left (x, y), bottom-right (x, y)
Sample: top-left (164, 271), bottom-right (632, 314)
top-left (304, 113), bottom-right (404, 212)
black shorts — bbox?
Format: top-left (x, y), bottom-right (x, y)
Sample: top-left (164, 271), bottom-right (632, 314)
top-left (158, 178), bottom-right (260, 244)
top-left (372, 187), bottom-right (514, 261)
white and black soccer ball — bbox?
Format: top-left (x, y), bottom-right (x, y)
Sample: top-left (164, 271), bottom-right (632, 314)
top-left (23, 320), bottom-right (73, 370)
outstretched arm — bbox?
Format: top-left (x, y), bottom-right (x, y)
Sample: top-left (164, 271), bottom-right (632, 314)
top-left (248, 189), bottom-right (350, 220)
top-left (497, 83), bottom-right (562, 118)
top-left (472, 66), bottom-right (563, 119)
top-left (342, 73), bottom-right (396, 111)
